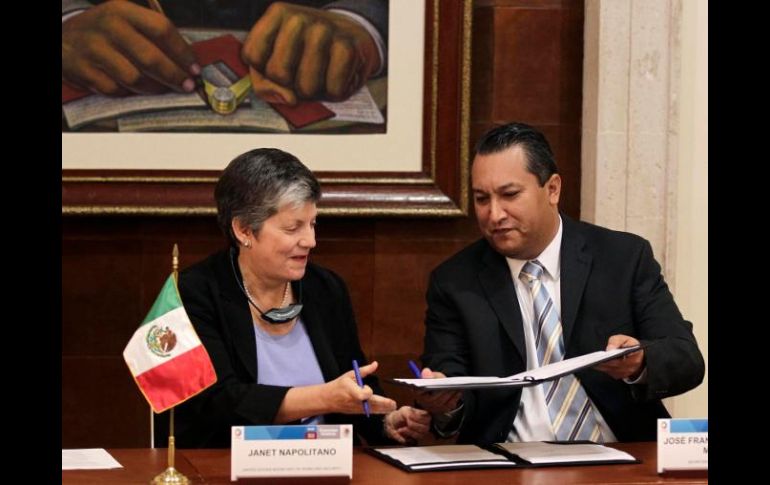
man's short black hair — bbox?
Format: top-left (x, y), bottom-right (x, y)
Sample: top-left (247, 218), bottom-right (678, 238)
top-left (474, 122), bottom-right (558, 186)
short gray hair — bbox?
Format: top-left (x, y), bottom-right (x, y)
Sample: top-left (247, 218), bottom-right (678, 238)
top-left (215, 148), bottom-right (321, 246)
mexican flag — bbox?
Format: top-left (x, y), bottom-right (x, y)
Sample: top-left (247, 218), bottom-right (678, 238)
top-left (123, 275), bottom-right (217, 413)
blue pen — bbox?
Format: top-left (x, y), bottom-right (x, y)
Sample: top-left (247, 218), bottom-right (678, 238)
top-left (408, 360), bottom-right (422, 378)
top-left (351, 360), bottom-right (371, 417)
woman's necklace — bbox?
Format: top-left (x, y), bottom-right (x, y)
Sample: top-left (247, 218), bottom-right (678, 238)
top-left (245, 282), bottom-right (296, 332)
top-left (244, 281), bottom-right (290, 310)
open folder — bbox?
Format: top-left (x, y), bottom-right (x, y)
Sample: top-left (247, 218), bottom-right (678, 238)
top-left (390, 346), bottom-right (642, 390)
top-left (367, 442), bottom-right (638, 472)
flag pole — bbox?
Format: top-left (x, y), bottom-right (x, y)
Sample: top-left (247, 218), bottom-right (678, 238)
top-left (151, 244), bottom-right (190, 484)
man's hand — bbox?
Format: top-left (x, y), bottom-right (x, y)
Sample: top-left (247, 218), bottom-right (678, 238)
top-left (62, 0), bottom-right (199, 96)
top-left (383, 406), bottom-right (431, 444)
top-left (413, 368), bottom-right (463, 415)
top-left (242, 2), bottom-right (382, 105)
top-left (322, 361), bottom-right (396, 415)
top-left (594, 334), bottom-right (645, 380)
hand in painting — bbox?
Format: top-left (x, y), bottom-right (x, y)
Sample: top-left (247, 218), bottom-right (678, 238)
top-left (242, 2), bottom-right (382, 105)
top-left (62, 0), bottom-right (199, 96)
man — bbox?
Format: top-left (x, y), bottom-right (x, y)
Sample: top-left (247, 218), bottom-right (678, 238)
top-left (417, 122), bottom-right (704, 444)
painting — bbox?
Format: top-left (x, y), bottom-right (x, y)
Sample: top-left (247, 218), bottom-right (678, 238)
top-left (61, 0), bottom-right (390, 135)
top-left (62, 0), bottom-right (472, 216)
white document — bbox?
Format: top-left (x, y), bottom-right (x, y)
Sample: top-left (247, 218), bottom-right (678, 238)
top-left (322, 86), bottom-right (385, 124)
top-left (392, 346), bottom-right (640, 390)
top-left (495, 442), bottom-right (635, 464)
top-left (62, 448), bottom-right (123, 470)
top-left (63, 91), bottom-right (207, 130)
top-left (375, 445), bottom-right (516, 466)
top-left (372, 445), bottom-right (517, 471)
top-left (370, 442), bottom-right (636, 472)
top-left (118, 102), bottom-right (291, 133)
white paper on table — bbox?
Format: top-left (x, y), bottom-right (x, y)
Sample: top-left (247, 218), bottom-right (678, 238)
top-left (374, 445), bottom-right (517, 470)
top-left (62, 448), bottom-right (123, 470)
top-left (495, 442), bottom-right (635, 464)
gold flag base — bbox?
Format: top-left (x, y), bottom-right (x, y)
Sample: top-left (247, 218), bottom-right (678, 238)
top-left (151, 466), bottom-right (190, 484)
top-left (151, 406), bottom-right (189, 485)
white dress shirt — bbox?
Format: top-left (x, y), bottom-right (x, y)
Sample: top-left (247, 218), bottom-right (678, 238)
top-left (505, 217), bottom-right (617, 442)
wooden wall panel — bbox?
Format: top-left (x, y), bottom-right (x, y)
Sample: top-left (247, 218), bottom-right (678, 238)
top-left (62, 0), bottom-right (585, 448)
top-left (472, 0), bottom-right (584, 218)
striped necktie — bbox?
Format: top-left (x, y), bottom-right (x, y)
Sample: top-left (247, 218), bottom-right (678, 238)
top-left (519, 260), bottom-right (603, 442)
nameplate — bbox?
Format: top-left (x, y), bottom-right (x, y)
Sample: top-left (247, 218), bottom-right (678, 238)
top-left (231, 424), bottom-right (353, 481)
top-left (657, 418), bottom-right (708, 473)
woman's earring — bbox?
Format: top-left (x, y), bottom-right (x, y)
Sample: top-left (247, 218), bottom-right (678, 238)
top-left (243, 239), bottom-right (251, 248)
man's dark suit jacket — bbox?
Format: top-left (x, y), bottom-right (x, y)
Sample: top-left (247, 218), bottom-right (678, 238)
top-left (163, 249), bottom-right (388, 448)
top-left (422, 215), bottom-right (705, 444)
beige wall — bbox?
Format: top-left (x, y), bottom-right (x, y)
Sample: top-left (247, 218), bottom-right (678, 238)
top-left (670, 0), bottom-right (708, 418)
top-left (581, 0), bottom-right (707, 417)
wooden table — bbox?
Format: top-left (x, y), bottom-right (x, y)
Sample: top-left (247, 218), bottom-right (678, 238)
top-left (63, 442), bottom-right (708, 484)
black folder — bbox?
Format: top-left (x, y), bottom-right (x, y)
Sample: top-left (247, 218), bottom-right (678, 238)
top-left (367, 441), bottom-right (639, 473)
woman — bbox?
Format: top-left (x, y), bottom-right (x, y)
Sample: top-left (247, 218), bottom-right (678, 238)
top-left (172, 148), bottom-right (430, 447)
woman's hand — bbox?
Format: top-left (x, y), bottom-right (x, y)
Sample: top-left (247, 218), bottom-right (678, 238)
top-left (383, 406), bottom-right (432, 444)
top-left (276, 360), bottom-right (395, 423)
top-left (322, 361), bottom-right (396, 415)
